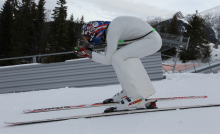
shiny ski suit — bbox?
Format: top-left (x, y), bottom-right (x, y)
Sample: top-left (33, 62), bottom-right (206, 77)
top-left (92, 16), bottom-right (162, 99)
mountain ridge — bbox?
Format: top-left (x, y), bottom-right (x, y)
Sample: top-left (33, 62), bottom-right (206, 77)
top-left (147, 5), bottom-right (220, 43)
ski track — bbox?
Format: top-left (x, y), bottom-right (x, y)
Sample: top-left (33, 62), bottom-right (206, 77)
top-left (1, 73), bottom-right (220, 134)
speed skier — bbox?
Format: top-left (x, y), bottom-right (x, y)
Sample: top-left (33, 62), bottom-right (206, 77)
top-left (78, 16), bottom-right (162, 112)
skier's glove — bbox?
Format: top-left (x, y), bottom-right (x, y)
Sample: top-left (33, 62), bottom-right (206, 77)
top-left (74, 47), bottom-right (93, 58)
top-left (85, 48), bottom-right (93, 58)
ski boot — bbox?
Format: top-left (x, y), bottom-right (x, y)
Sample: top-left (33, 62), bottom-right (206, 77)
top-left (104, 97), bottom-right (145, 113)
top-left (145, 100), bottom-right (157, 109)
top-left (103, 90), bottom-right (127, 104)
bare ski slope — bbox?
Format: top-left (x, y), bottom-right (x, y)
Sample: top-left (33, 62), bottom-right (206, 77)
top-left (1, 73), bottom-right (220, 134)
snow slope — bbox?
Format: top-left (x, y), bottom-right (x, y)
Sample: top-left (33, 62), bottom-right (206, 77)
top-left (1, 73), bottom-right (220, 134)
top-left (144, 11), bottom-right (188, 23)
top-left (200, 5), bottom-right (220, 17)
top-left (209, 43), bottom-right (220, 61)
top-left (145, 5), bottom-right (220, 23)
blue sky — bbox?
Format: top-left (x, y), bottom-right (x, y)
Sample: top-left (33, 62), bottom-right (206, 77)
top-left (1, 0), bottom-right (219, 21)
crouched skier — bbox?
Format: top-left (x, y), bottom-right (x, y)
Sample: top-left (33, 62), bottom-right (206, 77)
top-left (79, 16), bottom-right (162, 112)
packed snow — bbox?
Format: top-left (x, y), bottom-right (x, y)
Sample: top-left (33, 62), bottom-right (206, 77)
top-left (1, 73), bottom-right (220, 134)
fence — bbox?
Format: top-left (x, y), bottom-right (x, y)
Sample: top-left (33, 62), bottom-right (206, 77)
top-left (180, 58), bottom-right (220, 73)
top-left (0, 51), bottom-right (74, 63)
top-left (0, 52), bottom-right (163, 94)
top-left (162, 58), bottom-right (220, 74)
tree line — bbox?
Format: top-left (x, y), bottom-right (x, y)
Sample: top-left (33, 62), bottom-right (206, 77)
top-left (154, 11), bottom-right (212, 63)
top-left (0, 0), bottom-right (84, 66)
top-left (0, 0), bottom-right (214, 66)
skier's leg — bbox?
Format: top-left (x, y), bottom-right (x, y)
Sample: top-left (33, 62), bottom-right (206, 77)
top-left (111, 32), bottom-right (162, 99)
top-left (114, 67), bottom-right (126, 91)
top-left (103, 70), bottom-right (127, 103)
top-left (107, 60), bottom-right (128, 102)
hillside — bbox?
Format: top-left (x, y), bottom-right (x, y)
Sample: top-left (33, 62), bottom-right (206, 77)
top-left (200, 5), bottom-right (220, 17)
top-left (147, 6), bottom-right (220, 43)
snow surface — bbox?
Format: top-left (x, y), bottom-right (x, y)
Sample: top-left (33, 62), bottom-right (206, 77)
top-left (200, 5), bottom-right (220, 17)
top-left (1, 73), bottom-right (220, 134)
top-left (199, 5), bottom-right (220, 39)
top-left (145, 5), bottom-right (220, 23)
top-left (144, 12), bottom-right (189, 22)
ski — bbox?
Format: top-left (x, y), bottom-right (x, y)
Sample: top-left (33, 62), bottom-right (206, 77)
top-left (5, 103), bottom-right (220, 125)
top-left (23, 96), bottom-right (207, 113)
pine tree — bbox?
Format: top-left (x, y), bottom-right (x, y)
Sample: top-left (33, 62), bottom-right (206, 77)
top-left (80, 15), bottom-right (84, 24)
top-left (10, 1), bottom-right (24, 60)
top-left (48, 0), bottom-right (69, 62)
top-left (159, 24), bottom-right (166, 33)
top-left (0, 0), bottom-right (14, 65)
top-left (66, 14), bottom-right (77, 59)
top-left (179, 11), bottom-right (210, 63)
top-left (35, 0), bottom-right (47, 55)
top-left (167, 15), bottom-right (179, 35)
top-left (201, 45), bottom-right (212, 59)
top-left (10, 0), bottom-right (38, 63)
top-left (37, 0), bottom-right (46, 25)
top-left (67, 14), bottom-right (77, 49)
top-left (30, 1), bottom-right (38, 55)
top-left (162, 15), bottom-right (179, 60)
top-left (75, 15), bottom-right (84, 41)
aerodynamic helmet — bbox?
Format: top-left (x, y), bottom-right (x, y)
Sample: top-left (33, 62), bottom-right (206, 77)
top-left (81, 21), bottom-right (111, 45)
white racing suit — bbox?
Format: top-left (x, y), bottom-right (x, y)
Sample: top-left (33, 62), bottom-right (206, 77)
top-left (92, 16), bottom-right (162, 99)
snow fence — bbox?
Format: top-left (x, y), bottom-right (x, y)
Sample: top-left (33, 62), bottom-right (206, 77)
top-left (0, 52), bottom-right (163, 94)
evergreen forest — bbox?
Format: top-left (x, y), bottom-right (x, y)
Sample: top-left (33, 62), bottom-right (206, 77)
top-left (0, 0), bottom-right (84, 66)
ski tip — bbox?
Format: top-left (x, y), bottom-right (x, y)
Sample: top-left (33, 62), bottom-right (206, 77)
top-left (4, 122), bottom-right (14, 124)
top-left (23, 110), bottom-right (31, 113)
